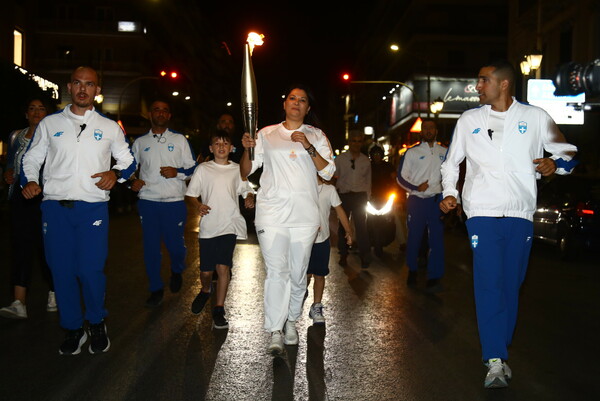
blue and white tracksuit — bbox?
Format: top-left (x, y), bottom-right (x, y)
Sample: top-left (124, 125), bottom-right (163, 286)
top-left (397, 141), bottom-right (447, 279)
top-left (441, 98), bottom-right (577, 361)
top-left (131, 129), bottom-right (196, 292)
top-left (21, 106), bottom-right (135, 330)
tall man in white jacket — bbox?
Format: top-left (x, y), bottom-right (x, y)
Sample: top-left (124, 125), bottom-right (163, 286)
top-left (22, 66), bottom-right (136, 355)
top-left (440, 60), bottom-right (577, 389)
top-left (130, 100), bottom-right (197, 307)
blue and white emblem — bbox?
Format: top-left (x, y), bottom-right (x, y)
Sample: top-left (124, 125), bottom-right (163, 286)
top-left (168, 143), bottom-right (174, 152)
top-left (518, 121), bottom-right (527, 134)
top-left (54, 131), bottom-right (63, 137)
top-left (472, 128), bottom-right (481, 134)
top-left (144, 147), bottom-right (151, 152)
top-left (471, 235), bottom-right (479, 248)
top-left (94, 129), bottom-right (103, 141)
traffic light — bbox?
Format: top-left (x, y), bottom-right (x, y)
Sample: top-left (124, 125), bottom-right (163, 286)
top-left (160, 70), bottom-right (178, 79)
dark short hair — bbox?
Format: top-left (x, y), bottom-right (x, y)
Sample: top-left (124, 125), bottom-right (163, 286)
top-left (210, 130), bottom-right (232, 144)
top-left (485, 59), bottom-right (516, 89)
top-left (420, 118), bottom-right (437, 127)
top-left (369, 145), bottom-right (384, 157)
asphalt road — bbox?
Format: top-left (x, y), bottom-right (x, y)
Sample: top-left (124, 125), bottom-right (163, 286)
top-left (0, 202), bottom-right (598, 401)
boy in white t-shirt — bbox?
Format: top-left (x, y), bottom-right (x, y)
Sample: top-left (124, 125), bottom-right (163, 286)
top-left (185, 132), bottom-right (254, 328)
top-left (306, 176), bottom-right (352, 324)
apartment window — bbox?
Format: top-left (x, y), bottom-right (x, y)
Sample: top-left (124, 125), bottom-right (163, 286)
top-left (14, 29), bottom-right (23, 66)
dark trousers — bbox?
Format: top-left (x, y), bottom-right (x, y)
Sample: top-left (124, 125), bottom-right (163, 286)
top-left (337, 192), bottom-right (370, 262)
top-left (9, 189), bottom-right (53, 290)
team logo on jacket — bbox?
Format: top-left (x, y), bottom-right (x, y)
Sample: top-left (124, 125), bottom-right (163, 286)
top-left (419, 155), bottom-right (425, 160)
top-left (472, 128), bottom-right (481, 134)
top-left (94, 129), bottom-right (103, 141)
top-left (144, 147), bottom-right (150, 152)
top-left (54, 131), bottom-right (63, 137)
top-left (471, 235), bottom-right (479, 248)
top-left (518, 121), bottom-right (527, 134)
top-left (168, 143), bottom-right (174, 152)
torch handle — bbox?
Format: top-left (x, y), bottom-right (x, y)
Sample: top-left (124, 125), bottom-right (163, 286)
top-left (248, 142), bottom-right (255, 161)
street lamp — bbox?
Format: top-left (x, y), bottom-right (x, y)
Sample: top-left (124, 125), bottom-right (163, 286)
top-left (430, 97), bottom-right (444, 115)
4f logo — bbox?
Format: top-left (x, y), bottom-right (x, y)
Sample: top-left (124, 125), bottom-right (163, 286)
top-left (54, 131), bottom-right (64, 137)
top-left (471, 235), bottom-right (479, 248)
top-left (472, 128), bottom-right (481, 134)
top-left (518, 121), bottom-right (527, 134)
top-left (94, 129), bottom-right (103, 141)
top-left (93, 220), bottom-right (103, 226)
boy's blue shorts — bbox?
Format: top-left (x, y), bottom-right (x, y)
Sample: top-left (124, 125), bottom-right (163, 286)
top-left (307, 239), bottom-right (330, 276)
top-left (199, 234), bottom-right (236, 272)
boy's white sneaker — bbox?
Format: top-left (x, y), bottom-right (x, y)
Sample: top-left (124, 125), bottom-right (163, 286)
top-left (47, 291), bottom-right (58, 312)
top-left (309, 303), bottom-right (326, 325)
top-left (283, 320), bottom-right (298, 345)
top-left (0, 300), bottom-right (27, 319)
top-left (268, 330), bottom-right (284, 355)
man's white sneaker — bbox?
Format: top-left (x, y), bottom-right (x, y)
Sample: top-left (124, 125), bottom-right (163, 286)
top-left (47, 291), bottom-right (58, 312)
top-left (309, 303), bottom-right (326, 325)
top-left (484, 358), bottom-right (510, 389)
top-left (0, 300), bottom-right (27, 319)
top-left (283, 320), bottom-right (299, 345)
top-left (268, 330), bottom-right (284, 355)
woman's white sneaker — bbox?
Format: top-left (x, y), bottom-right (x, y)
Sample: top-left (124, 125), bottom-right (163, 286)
top-left (268, 330), bottom-right (284, 355)
top-left (283, 320), bottom-right (298, 345)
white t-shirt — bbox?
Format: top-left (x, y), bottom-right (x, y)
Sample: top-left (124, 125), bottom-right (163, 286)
top-left (249, 123), bottom-right (335, 228)
top-left (315, 183), bottom-right (342, 243)
top-left (186, 160), bottom-right (253, 239)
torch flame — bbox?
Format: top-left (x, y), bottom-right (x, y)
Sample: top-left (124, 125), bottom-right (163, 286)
top-left (246, 32), bottom-right (265, 55)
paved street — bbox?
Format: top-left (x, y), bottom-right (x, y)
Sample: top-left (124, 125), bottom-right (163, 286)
top-left (0, 201), bottom-right (598, 401)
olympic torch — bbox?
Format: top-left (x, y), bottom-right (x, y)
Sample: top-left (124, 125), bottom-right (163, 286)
top-left (241, 33), bottom-right (264, 160)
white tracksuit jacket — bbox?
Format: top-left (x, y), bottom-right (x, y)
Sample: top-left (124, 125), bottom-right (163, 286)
top-left (131, 129), bottom-right (197, 202)
top-left (441, 98), bottom-right (577, 221)
top-left (22, 106), bottom-right (135, 202)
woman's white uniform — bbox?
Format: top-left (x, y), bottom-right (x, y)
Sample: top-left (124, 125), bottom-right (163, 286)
top-left (248, 123), bottom-right (335, 332)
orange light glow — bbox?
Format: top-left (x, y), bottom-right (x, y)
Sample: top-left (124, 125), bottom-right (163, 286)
top-left (410, 117), bottom-right (422, 133)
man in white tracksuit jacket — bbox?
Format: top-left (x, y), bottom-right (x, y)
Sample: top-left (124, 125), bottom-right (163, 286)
top-left (440, 60), bottom-right (577, 389)
top-left (22, 66), bottom-right (136, 356)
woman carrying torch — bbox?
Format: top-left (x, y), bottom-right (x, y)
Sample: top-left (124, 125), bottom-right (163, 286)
top-left (240, 84), bottom-right (335, 355)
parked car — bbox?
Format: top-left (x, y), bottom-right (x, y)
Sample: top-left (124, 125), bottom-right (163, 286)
top-left (533, 174), bottom-right (600, 258)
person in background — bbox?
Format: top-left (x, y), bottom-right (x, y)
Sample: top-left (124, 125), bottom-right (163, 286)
top-left (240, 84), bottom-right (335, 355)
top-left (397, 119), bottom-right (447, 292)
top-left (440, 59), bottom-right (577, 388)
top-left (0, 98), bottom-right (56, 319)
top-left (305, 175), bottom-right (352, 325)
top-left (368, 145), bottom-right (396, 259)
top-left (21, 66), bottom-right (136, 355)
top-left (130, 99), bottom-right (197, 308)
top-left (334, 131), bottom-right (371, 268)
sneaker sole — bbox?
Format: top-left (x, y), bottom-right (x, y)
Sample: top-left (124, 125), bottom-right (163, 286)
top-left (283, 338), bottom-right (299, 345)
top-left (268, 345), bottom-right (284, 356)
top-left (485, 376), bottom-right (508, 389)
top-left (89, 338), bottom-right (111, 354)
top-left (0, 311), bottom-right (27, 319)
top-left (212, 322), bottom-right (229, 329)
top-left (59, 332), bottom-right (88, 356)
